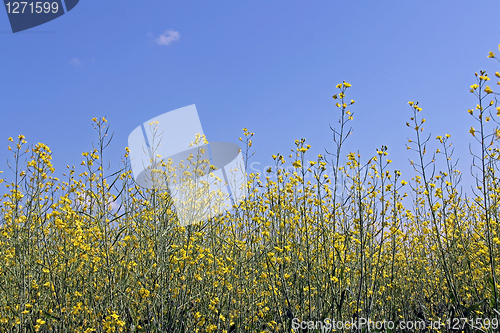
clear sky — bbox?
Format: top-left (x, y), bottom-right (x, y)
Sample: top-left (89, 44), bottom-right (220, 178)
top-left (1, 1), bottom-right (500, 196)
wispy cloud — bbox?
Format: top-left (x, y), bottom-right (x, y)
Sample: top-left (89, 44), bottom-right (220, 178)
top-left (68, 58), bottom-right (83, 67)
top-left (155, 29), bottom-right (180, 46)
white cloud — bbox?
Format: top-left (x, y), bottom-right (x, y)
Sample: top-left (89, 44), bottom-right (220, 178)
top-left (69, 58), bottom-right (83, 67)
top-left (155, 30), bottom-right (180, 46)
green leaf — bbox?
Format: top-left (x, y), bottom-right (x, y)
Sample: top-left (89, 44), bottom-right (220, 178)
top-left (42, 310), bottom-right (60, 321)
top-left (463, 300), bottom-right (485, 317)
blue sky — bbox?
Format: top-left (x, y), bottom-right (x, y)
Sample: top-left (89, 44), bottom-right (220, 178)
top-left (1, 1), bottom-right (500, 195)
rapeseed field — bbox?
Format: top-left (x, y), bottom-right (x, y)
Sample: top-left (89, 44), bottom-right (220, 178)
top-left (0, 46), bottom-right (499, 332)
